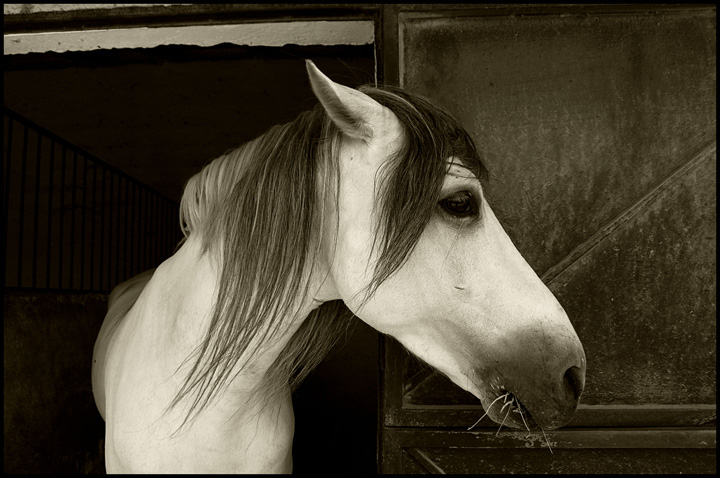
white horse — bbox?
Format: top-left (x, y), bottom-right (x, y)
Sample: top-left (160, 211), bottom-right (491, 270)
top-left (92, 60), bottom-right (586, 473)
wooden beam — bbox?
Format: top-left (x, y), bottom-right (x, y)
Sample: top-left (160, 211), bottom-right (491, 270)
top-left (4, 20), bottom-right (375, 55)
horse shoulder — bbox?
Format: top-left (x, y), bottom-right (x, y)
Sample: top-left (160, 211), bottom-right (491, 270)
top-left (96, 266), bottom-right (295, 473)
top-left (106, 385), bottom-right (296, 473)
top-left (92, 268), bottom-right (156, 420)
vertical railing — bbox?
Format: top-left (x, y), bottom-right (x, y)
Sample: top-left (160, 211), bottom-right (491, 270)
top-left (3, 107), bottom-right (183, 293)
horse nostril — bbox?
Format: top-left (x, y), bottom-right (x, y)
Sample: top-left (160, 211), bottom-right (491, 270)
top-left (563, 365), bottom-right (585, 402)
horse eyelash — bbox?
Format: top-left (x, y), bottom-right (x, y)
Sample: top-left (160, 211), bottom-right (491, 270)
top-left (438, 190), bottom-right (481, 221)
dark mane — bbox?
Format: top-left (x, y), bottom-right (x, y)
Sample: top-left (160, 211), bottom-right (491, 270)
top-left (359, 85), bottom-right (487, 295)
top-left (171, 83), bottom-right (487, 431)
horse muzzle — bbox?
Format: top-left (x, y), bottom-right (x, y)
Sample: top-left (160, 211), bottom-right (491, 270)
top-left (472, 327), bottom-right (586, 430)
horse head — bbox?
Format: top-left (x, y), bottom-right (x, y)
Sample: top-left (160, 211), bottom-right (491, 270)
top-left (307, 60), bottom-right (586, 430)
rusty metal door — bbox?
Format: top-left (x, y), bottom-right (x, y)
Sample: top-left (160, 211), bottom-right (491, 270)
top-left (379, 5), bottom-right (716, 473)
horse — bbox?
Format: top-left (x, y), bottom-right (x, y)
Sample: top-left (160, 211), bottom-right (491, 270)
top-left (91, 60), bottom-right (586, 473)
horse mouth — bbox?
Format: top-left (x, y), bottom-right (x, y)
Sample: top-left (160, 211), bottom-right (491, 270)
top-left (468, 388), bottom-right (557, 454)
top-left (469, 389), bottom-right (538, 431)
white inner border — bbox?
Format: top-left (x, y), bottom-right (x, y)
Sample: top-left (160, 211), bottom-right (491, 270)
top-left (4, 20), bottom-right (375, 55)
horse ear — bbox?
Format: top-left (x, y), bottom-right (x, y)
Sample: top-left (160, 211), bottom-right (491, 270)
top-left (305, 60), bottom-right (383, 140)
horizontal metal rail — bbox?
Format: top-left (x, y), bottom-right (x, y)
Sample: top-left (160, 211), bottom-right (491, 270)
top-left (4, 106), bottom-right (183, 293)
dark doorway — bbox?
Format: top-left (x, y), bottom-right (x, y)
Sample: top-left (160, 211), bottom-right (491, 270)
top-left (4, 42), bottom-right (379, 474)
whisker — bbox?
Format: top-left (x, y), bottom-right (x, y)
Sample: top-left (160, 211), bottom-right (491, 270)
top-left (499, 398), bottom-right (514, 414)
top-left (516, 404), bottom-right (531, 438)
top-left (495, 398), bottom-right (513, 437)
top-left (467, 392), bottom-right (509, 430)
top-left (540, 426), bottom-right (554, 454)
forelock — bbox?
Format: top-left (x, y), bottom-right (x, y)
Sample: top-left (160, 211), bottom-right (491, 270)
top-left (357, 85), bottom-right (488, 297)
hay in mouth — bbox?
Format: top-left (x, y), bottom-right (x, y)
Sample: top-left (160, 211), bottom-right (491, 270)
top-left (467, 390), bottom-right (553, 454)
top-left (467, 390), bottom-right (527, 431)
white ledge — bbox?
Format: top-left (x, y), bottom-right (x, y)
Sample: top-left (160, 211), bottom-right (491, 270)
top-left (4, 20), bottom-right (375, 55)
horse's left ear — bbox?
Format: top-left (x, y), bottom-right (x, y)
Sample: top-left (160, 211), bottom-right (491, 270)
top-left (306, 60), bottom-right (385, 140)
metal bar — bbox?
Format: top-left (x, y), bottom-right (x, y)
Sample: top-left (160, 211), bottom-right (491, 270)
top-left (136, 182), bottom-right (141, 276)
top-left (69, 151), bottom-right (77, 289)
top-left (80, 154), bottom-right (88, 289)
top-left (143, 190), bottom-right (150, 270)
top-left (159, 199), bottom-right (165, 263)
top-left (136, 183), bottom-right (141, 275)
top-left (130, 180), bottom-right (140, 277)
top-left (99, 167), bottom-right (106, 291)
top-left (166, 200), bottom-right (171, 258)
top-left (381, 4), bottom-right (400, 87)
top-left (542, 141), bottom-right (717, 285)
top-left (124, 176), bottom-right (129, 281)
top-left (3, 3), bottom-right (383, 28)
top-left (58, 146), bottom-right (66, 288)
top-left (147, 189), bottom-right (152, 270)
top-left (158, 195), bottom-right (163, 266)
top-left (90, 162), bottom-right (96, 289)
top-left (163, 199), bottom-right (169, 260)
top-left (169, 201), bottom-right (173, 255)
top-left (127, 182), bottom-right (132, 279)
top-left (5, 108), bottom-right (182, 292)
top-left (116, 175), bottom-right (122, 286)
top-left (166, 201), bottom-right (170, 256)
top-left (138, 186), bottom-right (143, 273)
top-left (171, 202), bottom-right (176, 253)
top-left (107, 171), bottom-right (114, 290)
top-left (172, 203), bottom-right (178, 251)
top-left (138, 187), bottom-right (144, 271)
top-left (32, 132), bottom-right (41, 288)
top-left (130, 180), bottom-right (138, 277)
top-left (4, 117), bottom-right (13, 226)
top-left (149, 193), bottom-right (154, 268)
top-left (4, 118), bottom-right (14, 288)
top-left (3, 107), bottom-right (176, 204)
top-left (117, 176), bottom-right (123, 284)
top-left (46, 139), bottom-right (55, 288)
top-left (153, 193), bottom-right (158, 268)
top-left (404, 448), bottom-right (446, 474)
top-left (17, 124), bottom-right (28, 287)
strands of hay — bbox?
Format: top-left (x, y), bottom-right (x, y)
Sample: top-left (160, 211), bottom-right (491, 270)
top-left (467, 391), bottom-right (509, 430)
top-left (468, 391), bottom-right (554, 454)
top-left (541, 427), bottom-right (554, 454)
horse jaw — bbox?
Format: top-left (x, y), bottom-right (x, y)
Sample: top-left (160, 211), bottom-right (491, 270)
top-left (336, 192), bottom-right (586, 431)
top-left (324, 154), bottom-right (585, 430)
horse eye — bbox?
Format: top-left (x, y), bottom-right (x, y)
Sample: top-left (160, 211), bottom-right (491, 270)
top-left (439, 191), bottom-right (478, 218)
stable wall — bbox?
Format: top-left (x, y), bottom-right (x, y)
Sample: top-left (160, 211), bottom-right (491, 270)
top-left (4, 39), bottom-right (379, 475)
top-left (4, 291), bottom-right (107, 473)
top-left (3, 290), bottom-right (378, 473)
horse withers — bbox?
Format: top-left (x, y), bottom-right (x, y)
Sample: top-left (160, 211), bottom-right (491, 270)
top-left (92, 60), bottom-right (586, 473)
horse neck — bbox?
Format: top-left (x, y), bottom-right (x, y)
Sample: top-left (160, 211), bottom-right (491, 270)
top-left (148, 235), bottom-right (327, 415)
